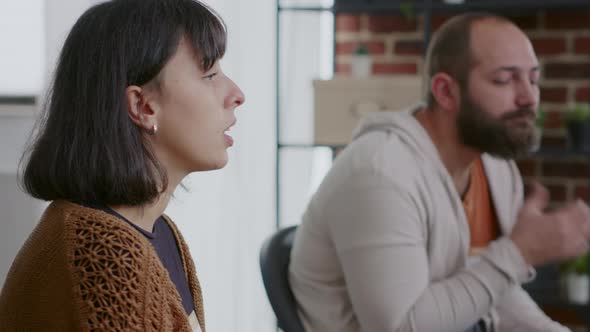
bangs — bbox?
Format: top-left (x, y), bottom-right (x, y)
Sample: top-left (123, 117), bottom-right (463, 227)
top-left (183, 2), bottom-right (226, 71)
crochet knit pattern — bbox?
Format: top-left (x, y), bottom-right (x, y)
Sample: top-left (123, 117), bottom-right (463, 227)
top-left (0, 200), bottom-right (205, 332)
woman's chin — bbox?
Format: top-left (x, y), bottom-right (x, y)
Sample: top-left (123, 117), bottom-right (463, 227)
top-left (192, 156), bottom-right (229, 172)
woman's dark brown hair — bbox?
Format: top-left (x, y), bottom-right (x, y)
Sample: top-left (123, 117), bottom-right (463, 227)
top-left (20, 0), bottom-right (226, 206)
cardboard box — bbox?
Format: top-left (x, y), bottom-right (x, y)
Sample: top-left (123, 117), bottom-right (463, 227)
top-left (313, 77), bottom-right (423, 145)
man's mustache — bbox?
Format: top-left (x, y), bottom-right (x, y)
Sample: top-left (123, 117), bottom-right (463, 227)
top-left (501, 108), bottom-right (536, 121)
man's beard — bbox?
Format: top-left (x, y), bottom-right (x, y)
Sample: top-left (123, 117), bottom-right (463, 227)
top-left (457, 92), bottom-right (539, 159)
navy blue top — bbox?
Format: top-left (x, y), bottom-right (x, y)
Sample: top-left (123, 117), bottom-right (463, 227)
top-left (88, 204), bottom-right (195, 315)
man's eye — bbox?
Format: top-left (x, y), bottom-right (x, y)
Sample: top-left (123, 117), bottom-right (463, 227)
top-left (493, 79), bottom-right (510, 85)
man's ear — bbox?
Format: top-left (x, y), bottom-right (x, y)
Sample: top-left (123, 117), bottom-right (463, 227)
top-left (125, 85), bottom-right (158, 132)
top-left (430, 72), bottom-right (461, 112)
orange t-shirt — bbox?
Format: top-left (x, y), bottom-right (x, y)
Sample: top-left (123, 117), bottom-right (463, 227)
top-left (462, 158), bottom-right (501, 256)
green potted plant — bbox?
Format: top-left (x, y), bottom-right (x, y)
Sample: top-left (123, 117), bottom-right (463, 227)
top-left (399, 1), bottom-right (415, 19)
top-left (399, 0), bottom-right (466, 19)
top-left (351, 44), bottom-right (371, 78)
top-left (561, 253), bottom-right (589, 304)
top-left (564, 103), bottom-right (590, 153)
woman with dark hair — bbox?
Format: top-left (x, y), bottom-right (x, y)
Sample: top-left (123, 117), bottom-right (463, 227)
top-left (0, 0), bottom-right (244, 331)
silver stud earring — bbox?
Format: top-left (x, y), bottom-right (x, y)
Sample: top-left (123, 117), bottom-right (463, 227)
top-left (148, 124), bottom-right (158, 135)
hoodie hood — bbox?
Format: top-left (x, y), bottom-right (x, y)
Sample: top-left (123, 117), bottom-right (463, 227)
top-left (352, 102), bottom-right (425, 140)
top-left (350, 102), bottom-right (448, 176)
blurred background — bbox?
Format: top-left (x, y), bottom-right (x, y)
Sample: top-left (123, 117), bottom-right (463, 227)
top-left (1, 0), bottom-right (589, 331)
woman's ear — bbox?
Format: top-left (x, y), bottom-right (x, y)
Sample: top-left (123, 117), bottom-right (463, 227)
top-left (430, 72), bottom-right (461, 112)
top-left (125, 85), bottom-right (158, 133)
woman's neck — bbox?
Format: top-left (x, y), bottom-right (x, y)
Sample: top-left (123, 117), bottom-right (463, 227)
top-left (110, 170), bottom-right (184, 232)
top-left (110, 193), bottom-right (172, 232)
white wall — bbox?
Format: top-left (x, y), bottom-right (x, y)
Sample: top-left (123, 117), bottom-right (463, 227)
top-left (0, 0), bottom-right (96, 288)
top-left (44, 0), bottom-right (93, 86)
top-left (0, 1), bottom-right (44, 95)
top-left (0, 0), bottom-right (46, 287)
top-left (0, 109), bottom-right (47, 287)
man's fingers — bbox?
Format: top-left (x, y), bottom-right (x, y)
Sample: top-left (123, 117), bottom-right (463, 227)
top-left (573, 237), bottom-right (590, 258)
top-left (577, 200), bottom-right (590, 239)
top-left (566, 200), bottom-right (590, 236)
top-left (524, 182), bottom-right (550, 212)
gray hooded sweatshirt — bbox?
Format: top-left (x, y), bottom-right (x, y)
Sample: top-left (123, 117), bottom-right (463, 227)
top-left (289, 108), bottom-right (568, 332)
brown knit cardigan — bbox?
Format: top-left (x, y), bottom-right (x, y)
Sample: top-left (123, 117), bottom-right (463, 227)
top-left (0, 200), bottom-right (205, 332)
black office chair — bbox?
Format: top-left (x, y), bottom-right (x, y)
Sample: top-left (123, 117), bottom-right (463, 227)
top-left (260, 225), bottom-right (306, 332)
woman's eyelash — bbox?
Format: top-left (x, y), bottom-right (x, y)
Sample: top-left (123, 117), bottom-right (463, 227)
top-left (203, 72), bottom-right (218, 80)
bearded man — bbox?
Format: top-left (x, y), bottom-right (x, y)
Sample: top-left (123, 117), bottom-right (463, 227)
top-left (289, 13), bottom-right (590, 332)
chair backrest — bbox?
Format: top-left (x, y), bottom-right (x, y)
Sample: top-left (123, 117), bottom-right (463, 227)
top-left (259, 226), bottom-right (305, 332)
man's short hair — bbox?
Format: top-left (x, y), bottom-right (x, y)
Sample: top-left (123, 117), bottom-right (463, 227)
top-left (424, 13), bottom-right (516, 107)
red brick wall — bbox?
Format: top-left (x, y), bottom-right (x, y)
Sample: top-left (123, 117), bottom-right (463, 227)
top-left (335, 10), bottom-right (590, 204)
